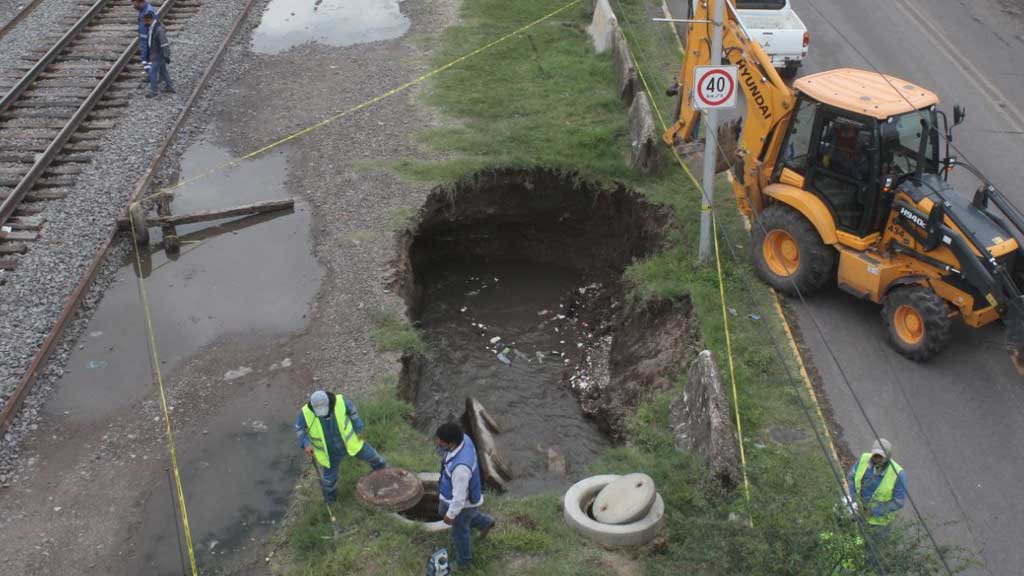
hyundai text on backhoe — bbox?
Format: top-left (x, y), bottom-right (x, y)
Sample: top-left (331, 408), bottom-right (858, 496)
top-left (665, 0), bottom-right (1024, 370)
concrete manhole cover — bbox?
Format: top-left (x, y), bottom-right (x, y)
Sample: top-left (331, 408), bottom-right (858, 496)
top-left (592, 472), bottom-right (656, 525)
top-left (356, 467), bottom-right (423, 512)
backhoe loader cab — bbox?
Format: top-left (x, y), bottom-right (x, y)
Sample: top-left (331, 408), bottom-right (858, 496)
top-left (666, 1), bottom-right (1024, 369)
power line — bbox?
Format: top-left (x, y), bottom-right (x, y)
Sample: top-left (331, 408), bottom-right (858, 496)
top-left (610, 2), bottom-right (890, 573)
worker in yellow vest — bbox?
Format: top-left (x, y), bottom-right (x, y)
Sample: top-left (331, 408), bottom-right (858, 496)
top-left (846, 438), bottom-right (907, 529)
top-left (295, 390), bottom-right (387, 502)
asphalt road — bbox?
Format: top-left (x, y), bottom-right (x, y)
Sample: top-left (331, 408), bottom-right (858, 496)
top-left (664, 0), bottom-right (1024, 573)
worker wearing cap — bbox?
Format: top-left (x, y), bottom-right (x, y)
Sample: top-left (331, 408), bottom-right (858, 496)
top-left (295, 390), bottom-right (387, 502)
top-left (847, 438), bottom-right (907, 528)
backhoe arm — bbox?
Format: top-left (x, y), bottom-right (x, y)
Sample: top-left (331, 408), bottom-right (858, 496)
top-left (663, 0), bottom-right (796, 215)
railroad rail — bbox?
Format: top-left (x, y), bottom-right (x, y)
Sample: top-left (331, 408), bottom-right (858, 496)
top-left (0, 0), bottom-right (48, 41)
top-left (0, 0), bottom-right (199, 270)
top-left (0, 0), bottom-right (261, 440)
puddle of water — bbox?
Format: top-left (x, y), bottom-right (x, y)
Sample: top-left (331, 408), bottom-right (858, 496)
top-left (45, 140), bottom-right (321, 423)
top-left (414, 260), bottom-right (611, 493)
top-left (251, 0), bottom-right (410, 54)
top-left (129, 377), bottom-right (300, 575)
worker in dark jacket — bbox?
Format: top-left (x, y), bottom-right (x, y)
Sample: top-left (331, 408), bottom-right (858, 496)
top-left (132, 0), bottom-right (157, 73)
top-left (142, 11), bottom-right (174, 97)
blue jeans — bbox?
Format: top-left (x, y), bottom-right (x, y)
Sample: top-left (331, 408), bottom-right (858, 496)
top-left (439, 503), bottom-right (494, 568)
top-left (148, 55), bottom-right (173, 94)
top-left (319, 442), bottom-right (386, 502)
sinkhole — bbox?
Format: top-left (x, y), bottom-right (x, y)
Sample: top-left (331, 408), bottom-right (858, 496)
top-left (395, 169), bottom-right (696, 493)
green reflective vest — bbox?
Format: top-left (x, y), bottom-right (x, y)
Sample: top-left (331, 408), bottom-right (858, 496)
top-left (302, 395), bottom-right (365, 468)
top-left (854, 453), bottom-right (903, 526)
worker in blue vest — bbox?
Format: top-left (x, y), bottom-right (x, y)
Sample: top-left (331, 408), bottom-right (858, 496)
top-left (295, 390), bottom-right (387, 503)
top-left (131, 0), bottom-right (158, 75)
top-left (847, 438), bottom-right (907, 529)
top-left (435, 422), bottom-right (496, 570)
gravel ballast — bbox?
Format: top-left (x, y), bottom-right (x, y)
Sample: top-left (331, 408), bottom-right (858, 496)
top-left (0, 0), bottom-right (258, 483)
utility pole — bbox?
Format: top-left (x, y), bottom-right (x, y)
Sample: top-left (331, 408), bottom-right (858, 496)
top-left (698, 0), bottom-right (725, 264)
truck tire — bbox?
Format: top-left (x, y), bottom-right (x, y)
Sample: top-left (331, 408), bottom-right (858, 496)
top-left (881, 286), bottom-right (952, 361)
top-left (751, 204), bottom-right (837, 296)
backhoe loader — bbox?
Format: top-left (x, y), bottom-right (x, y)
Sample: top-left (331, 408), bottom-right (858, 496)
top-left (665, 0), bottom-right (1024, 370)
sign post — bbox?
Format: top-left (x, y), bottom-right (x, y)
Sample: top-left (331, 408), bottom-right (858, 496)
top-left (695, 0), bottom-right (736, 264)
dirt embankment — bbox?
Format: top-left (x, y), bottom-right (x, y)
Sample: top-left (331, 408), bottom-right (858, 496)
top-left (393, 168), bottom-right (698, 440)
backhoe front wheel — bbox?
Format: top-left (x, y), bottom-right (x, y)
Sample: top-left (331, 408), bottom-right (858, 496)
top-left (881, 286), bottom-right (952, 361)
top-left (751, 204), bottom-right (837, 296)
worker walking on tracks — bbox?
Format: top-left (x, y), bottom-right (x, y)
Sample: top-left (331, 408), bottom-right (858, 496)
top-left (847, 438), bottom-right (907, 532)
top-left (142, 11), bottom-right (173, 97)
top-left (435, 422), bottom-right (496, 570)
top-left (132, 0), bottom-right (157, 76)
top-left (295, 390), bottom-right (387, 503)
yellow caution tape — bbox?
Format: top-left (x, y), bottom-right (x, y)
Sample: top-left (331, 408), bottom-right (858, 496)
top-left (615, 3), bottom-right (754, 518)
top-left (143, 0), bottom-right (583, 203)
top-left (128, 209), bottom-right (198, 576)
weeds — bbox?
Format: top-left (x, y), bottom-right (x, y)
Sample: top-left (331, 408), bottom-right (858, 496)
top-left (369, 309), bottom-right (428, 356)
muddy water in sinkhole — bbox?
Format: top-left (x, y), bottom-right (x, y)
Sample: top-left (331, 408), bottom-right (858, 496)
top-left (412, 260), bottom-right (611, 493)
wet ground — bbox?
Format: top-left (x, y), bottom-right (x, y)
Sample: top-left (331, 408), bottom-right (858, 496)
top-left (40, 135), bottom-right (320, 575)
top-left (412, 260), bottom-right (611, 493)
top-left (251, 0), bottom-right (410, 54)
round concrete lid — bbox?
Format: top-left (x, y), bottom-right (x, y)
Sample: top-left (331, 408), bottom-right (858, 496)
top-left (356, 467), bottom-right (424, 512)
top-left (592, 473), bottom-right (656, 525)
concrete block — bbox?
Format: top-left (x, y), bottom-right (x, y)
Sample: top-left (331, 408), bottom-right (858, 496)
top-left (593, 472), bottom-right (657, 525)
top-left (612, 27), bottom-right (637, 104)
top-left (628, 92), bottom-right (659, 174)
top-left (587, 0), bottom-right (618, 53)
top-left (670, 350), bottom-right (741, 489)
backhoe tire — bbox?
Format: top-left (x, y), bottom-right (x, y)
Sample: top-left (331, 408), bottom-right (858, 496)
top-left (881, 286), bottom-right (952, 362)
top-left (751, 204), bottom-right (837, 296)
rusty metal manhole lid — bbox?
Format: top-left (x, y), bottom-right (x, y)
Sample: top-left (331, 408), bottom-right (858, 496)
top-left (356, 467), bottom-right (424, 512)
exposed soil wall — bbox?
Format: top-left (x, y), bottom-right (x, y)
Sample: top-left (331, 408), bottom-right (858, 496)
top-left (394, 168), bottom-right (697, 440)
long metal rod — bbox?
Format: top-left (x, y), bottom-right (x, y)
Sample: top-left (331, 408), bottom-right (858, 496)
top-left (0, 0), bottom-right (262, 437)
top-left (0, 0), bottom-right (176, 227)
top-left (0, 0), bottom-right (110, 114)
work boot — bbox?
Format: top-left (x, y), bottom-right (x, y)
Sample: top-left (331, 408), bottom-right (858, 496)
top-left (145, 92), bottom-right (157, 98)
top-left (163, 86), bottom-right (176, 94)
top-left (478, 518), bottom-right (496, 541)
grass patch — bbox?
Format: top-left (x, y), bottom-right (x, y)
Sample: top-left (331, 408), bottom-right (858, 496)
top-left (286, 0), bottom-right (968, 573)
top-left (370, 309), bottom-right (428, 356)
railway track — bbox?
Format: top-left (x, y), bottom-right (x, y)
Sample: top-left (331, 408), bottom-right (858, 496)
top-left (0, 0), bottom-right (200, 270)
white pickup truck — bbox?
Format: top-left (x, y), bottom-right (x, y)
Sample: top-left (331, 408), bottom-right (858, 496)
top-left (688, 0), bottom-right (809, 78)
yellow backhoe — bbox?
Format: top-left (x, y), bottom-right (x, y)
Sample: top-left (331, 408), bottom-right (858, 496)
top-left (665, 0), bottom-right (1024, 370)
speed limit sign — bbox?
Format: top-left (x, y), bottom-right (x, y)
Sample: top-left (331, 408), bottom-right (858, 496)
top-left (693, 65), bottom-right (738, 109)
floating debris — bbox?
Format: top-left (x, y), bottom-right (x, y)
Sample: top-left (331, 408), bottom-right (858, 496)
top-left (224, 366), bottom-right (254, 381)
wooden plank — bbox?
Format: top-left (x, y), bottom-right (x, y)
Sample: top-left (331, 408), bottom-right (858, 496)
top-left (0, 258), bottom-right (17, 270)
top-left (0, 242), bottom-right (27, 254)
top-left (0, 230), bottom-right (38, 242)
top-left (7, 216), bottom-right (45, 230)
top-left (117, 200), bottom-right (296, 229)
